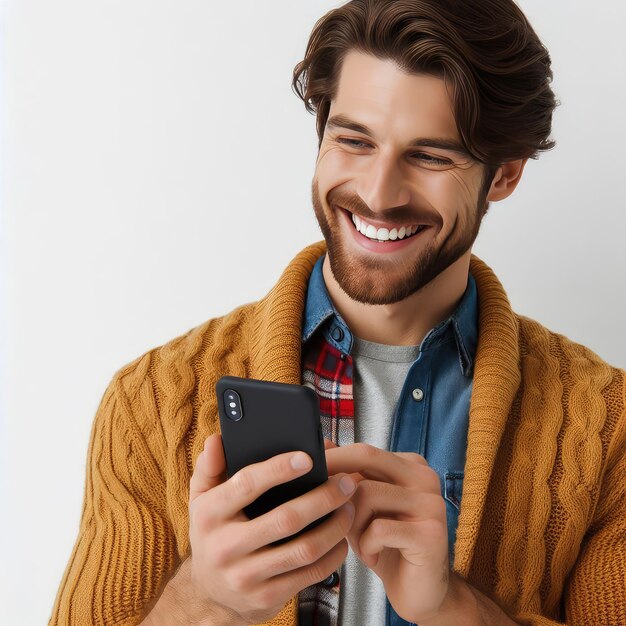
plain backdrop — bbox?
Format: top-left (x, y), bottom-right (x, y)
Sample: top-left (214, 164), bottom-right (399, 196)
top-left (1, 1), bottom-right (625, 624)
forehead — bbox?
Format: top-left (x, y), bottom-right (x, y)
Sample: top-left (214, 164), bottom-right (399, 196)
top-left (331, 49), bottom-right (458, 139)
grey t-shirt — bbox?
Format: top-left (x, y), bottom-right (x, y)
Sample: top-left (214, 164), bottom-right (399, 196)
top-left (338, 335), bottom-right (421, 626)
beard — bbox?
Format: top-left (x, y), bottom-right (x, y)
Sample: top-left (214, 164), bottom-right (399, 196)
top-left (310, 177), bottom-right (490, 306)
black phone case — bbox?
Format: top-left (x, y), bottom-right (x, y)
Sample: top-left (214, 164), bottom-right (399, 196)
top-left (216, 375), bottom-right (331, 545)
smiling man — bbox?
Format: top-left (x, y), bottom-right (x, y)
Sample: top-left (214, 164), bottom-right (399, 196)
top-left (49, 2), bottom-right (626, 626)
top-left (311, 52), bottom-right (523, 345)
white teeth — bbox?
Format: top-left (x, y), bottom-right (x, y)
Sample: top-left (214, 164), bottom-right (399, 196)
top-left (349, 211), bottom-right (422, 242)
top-left (365, 224), bottom-right (377, 238)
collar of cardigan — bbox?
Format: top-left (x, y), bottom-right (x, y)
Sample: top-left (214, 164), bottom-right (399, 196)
top-left (247, 239), bottom-right (521, 577)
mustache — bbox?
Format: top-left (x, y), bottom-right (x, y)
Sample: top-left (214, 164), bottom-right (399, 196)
top-left (331, 196), bottom-right (425, 225)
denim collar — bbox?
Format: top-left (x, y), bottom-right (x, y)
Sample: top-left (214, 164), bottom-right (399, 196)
top-left (301, 253), bottom-right (478, 377)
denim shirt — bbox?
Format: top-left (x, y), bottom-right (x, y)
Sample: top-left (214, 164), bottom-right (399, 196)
top-left (302, 254), bottom-right (479, 626)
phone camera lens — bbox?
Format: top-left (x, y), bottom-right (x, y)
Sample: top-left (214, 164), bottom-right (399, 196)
top-left (223, 389), bottom-right (243, 421)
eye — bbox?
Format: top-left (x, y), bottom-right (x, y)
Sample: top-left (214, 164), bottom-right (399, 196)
top-left (338, 138), bottom-right (371, 149)
top-left (413, 153), bottom-right (451, 166)
top-left (336, 138), bottom-right (451, 167)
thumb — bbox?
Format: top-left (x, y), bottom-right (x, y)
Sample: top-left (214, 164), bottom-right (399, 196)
top-left (189, 433), bottom-right (227, 506)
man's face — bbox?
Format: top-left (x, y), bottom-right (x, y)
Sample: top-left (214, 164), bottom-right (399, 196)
top-left (312, 49), bottom-right (493, 305)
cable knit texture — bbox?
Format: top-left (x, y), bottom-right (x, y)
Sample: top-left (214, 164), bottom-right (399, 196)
top-left (48, 240), bottom-right (626, 626)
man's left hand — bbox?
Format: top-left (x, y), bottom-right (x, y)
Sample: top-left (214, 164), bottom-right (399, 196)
top-left (323, 439), bottom-right (451, 624)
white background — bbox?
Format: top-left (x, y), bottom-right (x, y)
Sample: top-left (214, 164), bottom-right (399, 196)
top-left (1, 1), bottom-right (625, 624)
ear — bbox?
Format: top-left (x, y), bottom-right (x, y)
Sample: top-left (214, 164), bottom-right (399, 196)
top-left (486, 158), bottom-right (528, 202)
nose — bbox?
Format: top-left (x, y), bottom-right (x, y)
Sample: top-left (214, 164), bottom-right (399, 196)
top-left (356, 150), bottom-right (412, 215)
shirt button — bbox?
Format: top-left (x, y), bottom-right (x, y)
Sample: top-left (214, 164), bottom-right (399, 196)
top-left (331, 326), bottom-right (345, 342)
top-left (321, 571), bottom-right (340, 587)
top-left (412, 388), bottom-right (424, 401)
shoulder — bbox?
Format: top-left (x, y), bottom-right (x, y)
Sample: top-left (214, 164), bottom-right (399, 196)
top-left (516, 313), bottom-right (624, 376)
top-left (516, 312), bottom-right (625, 439)
top-left (109, 300), bottom-right (259, 405)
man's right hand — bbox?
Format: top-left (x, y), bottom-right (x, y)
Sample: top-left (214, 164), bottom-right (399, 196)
top-left (187, 432), bottom-right (357, 625)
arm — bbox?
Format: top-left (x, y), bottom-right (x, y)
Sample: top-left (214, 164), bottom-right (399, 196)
top-left (424, 400), bottom-right (626, 626)
top-left (554, 408), bottom-right (626, 626)
top-left (47, 370), bottom-right (183, 625)
top-left (49, 367), bottom-right (351, 625)
top-left (324, 408), bottom-right (626, 626)
top-left (419, 572), bottom-right (524, 626)
top-left (138, 557), bottom-right (244, 626)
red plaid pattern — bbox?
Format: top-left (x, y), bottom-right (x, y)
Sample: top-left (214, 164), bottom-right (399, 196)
top-left (298, 330), bottom-right (355, 625)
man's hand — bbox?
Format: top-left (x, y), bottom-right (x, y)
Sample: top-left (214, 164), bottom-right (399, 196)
top-left (324, 439), bottom-right (451, 624)
top-left (186, 433), bottom-right (357, 625)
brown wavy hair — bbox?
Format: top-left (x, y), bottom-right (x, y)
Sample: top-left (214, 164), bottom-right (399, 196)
top-left (292, 0), bottom-right (559, 190)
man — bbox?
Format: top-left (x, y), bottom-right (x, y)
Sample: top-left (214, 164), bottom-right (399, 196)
top-left (49, 1), bottom-right (625, 625)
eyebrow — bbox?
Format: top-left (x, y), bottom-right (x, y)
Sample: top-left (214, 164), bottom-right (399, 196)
top-left (326, 114), bottom-right (470, 157)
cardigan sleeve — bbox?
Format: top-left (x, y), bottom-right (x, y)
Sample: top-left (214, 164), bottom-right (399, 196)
top-left (47, 372), bottom-right (180, 626)
top-left (512, 402), bottom-right (626, 626)
top-left (560, 406), bottom-right (626, 625)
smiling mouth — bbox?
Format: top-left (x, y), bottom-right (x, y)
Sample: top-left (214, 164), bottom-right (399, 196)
top-left (339, 207), bottom-right (428, 243)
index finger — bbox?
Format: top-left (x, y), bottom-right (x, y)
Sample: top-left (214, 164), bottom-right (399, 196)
top-left (199, 448), bottom-right (314, 521)
top-left (325, 442), bottom-right (429, 488)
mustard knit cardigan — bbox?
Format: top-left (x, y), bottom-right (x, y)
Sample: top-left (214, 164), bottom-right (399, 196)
top-left (49, 241), bottom-right (626, 626)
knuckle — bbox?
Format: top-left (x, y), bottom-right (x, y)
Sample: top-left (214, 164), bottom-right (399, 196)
top-left (415, 464), bottom-right (440, 492)
top-left (407, 452), bottom-right (425, 467)
top-left (211, 535), bottom-right (237, 568)
top-left (354, 442), bottom-right (378, 459)
top-left (421, 517), bottom-right (446, 542)
top-left (370, 518), bottom-right (389, 539)
top-left (256, 585), bottom-right (279, 611)
top-left (270, 456), bottom-right (289, 485)
top-left (228, 566), bottom-right (254, 593)
top-left (274, 505), bottom-right (301, 536)
top-left (268, 548), bottom-right (296, 574)
top-left (356, 479), bottom-right (374, 497)
top-left (231, 468), bottom-right (255, 497)
top-left (295, 537), bottom-right (323, 565)
top-left (309, 559), bottom-right (334, 587)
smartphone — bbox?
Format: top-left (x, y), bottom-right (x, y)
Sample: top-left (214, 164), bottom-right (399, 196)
top-left (216, 375), bottom-right (331, 545)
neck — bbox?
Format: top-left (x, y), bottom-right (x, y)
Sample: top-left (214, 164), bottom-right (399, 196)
top-left (321, 251), bottom-right (471, 347)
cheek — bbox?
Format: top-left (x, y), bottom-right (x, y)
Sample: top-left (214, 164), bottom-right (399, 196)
top-left (318, 147), bottom-right (355, 175)
top-left (430, 170), bottom-right (476, 204)
top-left (417, 175), bottom-right (457, 223)
top-left (424, 171), bottom-right (482, 225)
top-left (315, 148), bottom-right (356, 200)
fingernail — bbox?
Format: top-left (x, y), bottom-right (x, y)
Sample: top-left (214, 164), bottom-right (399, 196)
top-left (291, 452), bottom-right (312, 471)
top-left (339, 475), bottom-right (356, 495)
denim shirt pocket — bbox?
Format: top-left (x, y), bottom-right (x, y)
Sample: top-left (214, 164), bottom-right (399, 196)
top-left (443, 471), bottom-right (464, 568)
top-left (444, 471), bottom-right (464, 510)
